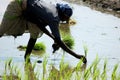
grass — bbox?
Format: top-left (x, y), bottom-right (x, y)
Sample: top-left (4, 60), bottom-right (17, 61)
top-left (1, 56), bottom-right (120, 80)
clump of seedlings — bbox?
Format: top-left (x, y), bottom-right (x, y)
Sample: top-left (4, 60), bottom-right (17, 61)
top-left (17, 42), bottom-right (46, 56)
top-left (62, 36), bottom-right (74, 49)
top-left (33, 42), bottom-right (46, 51)
top-left (17, 42), bottom-right (46, 51)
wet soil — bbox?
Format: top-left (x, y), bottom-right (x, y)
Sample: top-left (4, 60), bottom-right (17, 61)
top-left (63, 0), bottom-right (120, 18)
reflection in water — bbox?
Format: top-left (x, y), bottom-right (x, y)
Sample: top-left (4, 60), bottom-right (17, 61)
top-left (17, 45), bottom-right (45, 57)
top-left (59, 23), bottom-right (71, 38)
top-left (59, 19), bottom-right (76, 38)
top-left (59, 22), bottom-right (75, 49)
top-left (31, 50), bottom-right (45, 57)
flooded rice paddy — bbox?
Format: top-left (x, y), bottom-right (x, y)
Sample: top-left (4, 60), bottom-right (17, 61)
top-left (0, 0), bottom-right (120, 79)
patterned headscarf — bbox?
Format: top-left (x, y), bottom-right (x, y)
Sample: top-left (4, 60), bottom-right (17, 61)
top-left (56, 3), bottom-right (73, 17)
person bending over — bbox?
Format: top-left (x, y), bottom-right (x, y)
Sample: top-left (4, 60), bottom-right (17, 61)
top-left (0, 0), bottom-right (87, 63)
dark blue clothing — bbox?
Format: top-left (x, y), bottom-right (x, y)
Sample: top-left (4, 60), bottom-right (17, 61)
top-left (25, 0), bottom-right (61, 39)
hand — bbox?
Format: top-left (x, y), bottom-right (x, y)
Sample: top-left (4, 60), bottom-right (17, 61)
top-left (52, 43), bottom-right (60, 53)
top-left (81, 55), bottom-right (87, 64)
top-left (75, 54), bottom-right (87, 64)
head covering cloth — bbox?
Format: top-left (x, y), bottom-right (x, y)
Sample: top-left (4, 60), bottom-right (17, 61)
top-left (56, 3), bottom-right (73, 17)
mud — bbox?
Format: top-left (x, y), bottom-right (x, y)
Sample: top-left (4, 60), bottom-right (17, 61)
top-left (63, 0), bottom-right (120, 18)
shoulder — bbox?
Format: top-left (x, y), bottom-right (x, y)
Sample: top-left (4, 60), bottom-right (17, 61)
top-left (40, 1), bottom-right (60, 23)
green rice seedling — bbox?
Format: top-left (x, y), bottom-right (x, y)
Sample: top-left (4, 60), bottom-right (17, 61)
top-left (83, 44), bottom-right (88, 57)
top-left (93, 66), bottom-right (100, 80)
top-left (47, 62), bottom-right (58, 80)
top-left (17, 42), bottom-right (46, 56)
top-left (117, 73), bottom-right (120, 80)
top-left (92, 57), bottom-right (100, 80)
top-left (63, 64), bottom-right (73, 80)
top-left (24, 62), bottom-right (38, 80)
top-left (81, 58), bottom-right (95, 80)
top-left (59, 56), bottom-right (65, 79)
top-left (74, 60), bottom-right (82, 80)
top-left (31, 61), bottom-right (40, 80)
top-left (75, 60), bottom-right (86, 80)
top-left (84, 55), bottom-right (100, 80)
top-left (111, 64), bottom-right (119, 80)
top-left (42, 57), bottom-right (48, 80)
top-left (83, 68), bottom-right (91, 80)
top-left (75, 60), bottom-right (83, 71)
top-left (48, 65), bottom-right (61, 80)
top-left (4, 58), bottom-right (13, 79)
top-left (33, 42), bottom-right (46, 51)
top-left (32, 61), bottom-right (37, 70)
top-left (15, 68), bottom-right (22, 80)
top-left (17, 42), bottom-right (46, 51)
top-left (76, 60), bottom-right (87, 72)
top-left (101, 59), bottom-right (107, 80)
top-left (2, 59), bottom-right (21, 80)
top-left (62, 35), bottom-right (74, 49)
top-left (47, 56), bottom-right (73, 80)
top-left (4, 58), bottom-right (12, 72)
top-left (59, 57), bottom-right (73, 80)
top-left (1, 55), bottom-right (120, 80)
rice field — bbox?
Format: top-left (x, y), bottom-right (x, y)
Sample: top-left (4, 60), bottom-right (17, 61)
top-left (0, 0), bottom-right (120, 80)
top-left (1, 56), bottom-right (120, 80)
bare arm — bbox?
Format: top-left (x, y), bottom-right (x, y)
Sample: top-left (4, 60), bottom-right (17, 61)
top-left (54, 38), bottom-right (87, 63)
top-left (40, 27), bottom-right (87, 63)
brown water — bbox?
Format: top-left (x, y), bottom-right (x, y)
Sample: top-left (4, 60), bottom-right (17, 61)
top-left (0, 0), bottom-right (120, 79)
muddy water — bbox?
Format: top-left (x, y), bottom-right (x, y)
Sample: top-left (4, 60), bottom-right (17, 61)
top-left (0, 0), bottom-right (120, 78)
